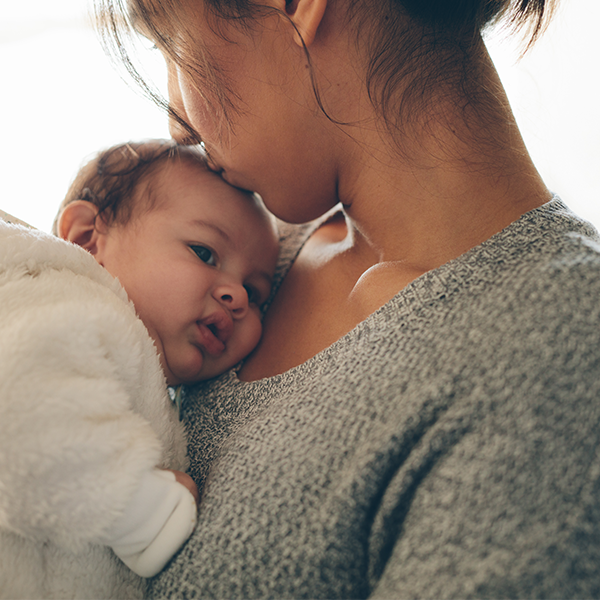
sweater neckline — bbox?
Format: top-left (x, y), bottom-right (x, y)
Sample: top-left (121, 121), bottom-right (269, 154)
top-left (226, 196), bottom-right (585, 389)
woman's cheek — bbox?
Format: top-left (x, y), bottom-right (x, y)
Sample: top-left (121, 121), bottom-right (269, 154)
top-left (177, 67), bottom-right (222, 144)
top-left (166, 60), bottom-right (191, 142)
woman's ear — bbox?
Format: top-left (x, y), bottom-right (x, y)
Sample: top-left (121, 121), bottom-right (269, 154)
top-left (284, 0), bottom-right (327, 48)
top-left (57, 200), bottom-right (103, 255)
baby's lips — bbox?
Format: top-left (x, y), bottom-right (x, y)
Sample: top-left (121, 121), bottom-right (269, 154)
top-left (196, 311), bottom-right (234, 356)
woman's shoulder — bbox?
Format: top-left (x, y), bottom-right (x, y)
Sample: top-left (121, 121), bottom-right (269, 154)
top-left (423, 197), bottom-right (600, 311)
top-left (484, 198), bottom-right (600, 305)
top-left (425, 199), bottom-right (600, 388)
top-left (359, 198), bottom-right (600, 387)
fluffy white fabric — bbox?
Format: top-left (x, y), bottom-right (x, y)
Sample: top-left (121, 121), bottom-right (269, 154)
top-left (0, 222), bottom-right (192, 599)
top-left (103, 469), bottom-right (197, 578)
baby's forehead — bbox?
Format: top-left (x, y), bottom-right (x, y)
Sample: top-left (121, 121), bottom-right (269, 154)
top-left (166, 160), bottom-right (269, 213)
top-left (154, 159), bottom-right (278, 239)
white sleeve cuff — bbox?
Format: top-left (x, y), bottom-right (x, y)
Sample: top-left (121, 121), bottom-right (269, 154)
top-left (100, 469), bottom-right (197, 578)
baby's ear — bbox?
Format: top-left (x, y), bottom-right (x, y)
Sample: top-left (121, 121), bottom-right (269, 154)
top-left (57, 200), bottom-right (103, 255)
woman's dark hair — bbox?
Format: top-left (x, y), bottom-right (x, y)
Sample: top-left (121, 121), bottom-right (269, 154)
top-left (93, 0), bottom-right (556, 143)
top-left (53, 139), bottom-right (207, 235)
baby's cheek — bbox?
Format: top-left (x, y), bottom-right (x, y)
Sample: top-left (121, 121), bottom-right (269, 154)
top-left (242, 315), bottom-right (263, 357)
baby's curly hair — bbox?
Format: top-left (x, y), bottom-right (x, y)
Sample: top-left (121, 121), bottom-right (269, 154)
top-left (53, 139), bottom-right (208, 235)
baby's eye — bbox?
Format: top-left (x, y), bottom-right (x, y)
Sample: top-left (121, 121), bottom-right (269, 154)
top-left (190, 245), bottom-right (217, 266)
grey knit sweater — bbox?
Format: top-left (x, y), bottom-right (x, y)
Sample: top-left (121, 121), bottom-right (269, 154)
top-left (149, 198), bottom-right (600, 599)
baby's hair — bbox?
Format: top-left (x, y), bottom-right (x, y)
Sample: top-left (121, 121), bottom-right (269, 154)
top-left (53, 139), bottom-right (208, 235)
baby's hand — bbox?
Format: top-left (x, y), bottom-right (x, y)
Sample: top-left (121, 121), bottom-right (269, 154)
top-left (170, 470), bottom-right (200, 507)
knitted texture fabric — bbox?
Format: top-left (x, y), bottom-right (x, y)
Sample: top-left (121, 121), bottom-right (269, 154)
top-left (149, 198), bottom-right (600, 599)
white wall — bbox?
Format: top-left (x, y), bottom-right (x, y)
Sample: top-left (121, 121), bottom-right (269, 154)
top-left (1, 0), bottom-right (598, 232)
top-left (485, 0), bottom-right (600, 228)
top-left (1, 1), bottom-right (169, 231)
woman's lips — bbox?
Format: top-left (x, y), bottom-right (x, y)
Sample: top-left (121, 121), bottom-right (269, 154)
top-left (196, 311), bottom-right (233, 356)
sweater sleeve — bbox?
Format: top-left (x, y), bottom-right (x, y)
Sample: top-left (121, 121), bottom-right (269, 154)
top-left (0, 274), bottom-right (176, 554)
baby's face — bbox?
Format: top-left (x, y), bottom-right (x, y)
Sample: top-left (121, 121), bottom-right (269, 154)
top-left (96, 161), bottom-right (279, 385)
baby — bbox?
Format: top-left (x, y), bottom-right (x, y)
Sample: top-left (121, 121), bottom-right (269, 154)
top-left (0, 140), bottom-right (279, 599)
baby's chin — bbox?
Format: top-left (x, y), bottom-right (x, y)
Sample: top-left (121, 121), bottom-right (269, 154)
top-left (186, 358), bottom-right (238, 383)
top-left (164, 356), bottom-right (239, 386)
top-left (162, 353), bottom-right (206, 387)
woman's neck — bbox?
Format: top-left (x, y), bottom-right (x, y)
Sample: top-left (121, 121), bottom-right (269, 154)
top-left (334, 42), bottom-right (551, 273)
top-left (240, 37), bottom-right (552, 381)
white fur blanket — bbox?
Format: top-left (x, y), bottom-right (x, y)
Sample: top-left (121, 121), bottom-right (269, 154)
top-left (0, 222), bottom-right (188, 599)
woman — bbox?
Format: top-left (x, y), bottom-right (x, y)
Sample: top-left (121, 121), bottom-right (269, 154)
top-left (98, 0), bottom-right (600, 597)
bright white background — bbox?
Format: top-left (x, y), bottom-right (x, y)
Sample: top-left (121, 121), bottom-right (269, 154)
top-left (1, 0), bottom-right (599, 232)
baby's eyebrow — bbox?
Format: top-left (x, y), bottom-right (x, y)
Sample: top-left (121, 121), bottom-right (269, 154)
top-left (191, 219), bottom-right (233, 246)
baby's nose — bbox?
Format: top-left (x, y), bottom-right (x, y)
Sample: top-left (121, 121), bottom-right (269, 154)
top-left (213, 283), bottom-right (249, 318)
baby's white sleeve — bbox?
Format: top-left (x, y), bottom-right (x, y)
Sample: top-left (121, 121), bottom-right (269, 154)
top-left (100, 469), bottom-right (197, 578)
